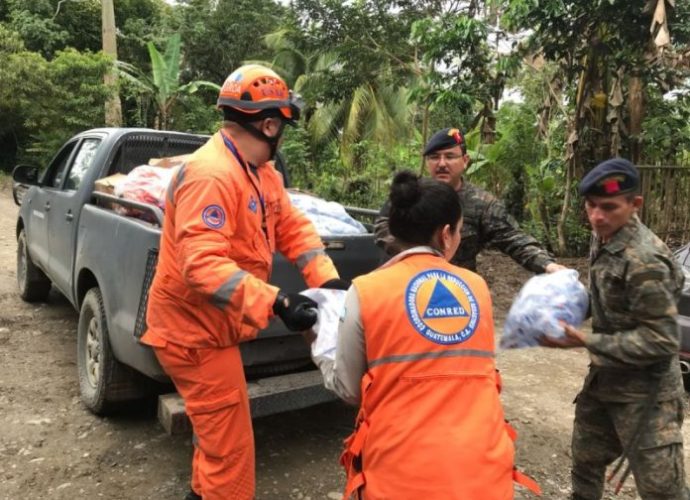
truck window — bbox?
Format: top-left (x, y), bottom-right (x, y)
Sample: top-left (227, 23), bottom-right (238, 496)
top-left (64, 138), bottom-right (101, 191)
top-left (43, 141), bottom-right (78, 188)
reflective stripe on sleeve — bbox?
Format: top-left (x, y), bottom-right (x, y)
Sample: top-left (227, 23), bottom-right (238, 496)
top-left (166, 163), bottom-right (187, 206)
top-left (296, 248), bottom-right (326, 271)
top-left (211, 270), bottom-right (248, 310)
top-left (368, 348), bottom-right (494, 369)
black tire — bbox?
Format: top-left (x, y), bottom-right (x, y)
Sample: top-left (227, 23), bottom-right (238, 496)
top-left (77, 287), bottom-right (145, 415)
top-left (17, 229), bottom-right (51, 302)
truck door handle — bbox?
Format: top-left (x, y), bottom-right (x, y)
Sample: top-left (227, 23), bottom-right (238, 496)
top-left (65, 211), bottom-right (74, 221)
top-left (324, 240), bottom-right (345, 250)
top-left (44, 202), bottom-right (51, 211)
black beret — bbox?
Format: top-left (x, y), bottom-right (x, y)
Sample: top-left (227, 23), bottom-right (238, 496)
top-left (578, 158), bottom-right (640, 197)
top-left (423, 128), bottom-right (466, 156)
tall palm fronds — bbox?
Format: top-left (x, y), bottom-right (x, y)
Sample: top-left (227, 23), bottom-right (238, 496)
top-left (254, 28), bottom-right (414, 169)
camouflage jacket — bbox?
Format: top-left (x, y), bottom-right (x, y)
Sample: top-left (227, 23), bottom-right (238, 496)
top-left (374, 180), bottom-right (554, 273)
top-left (585, 216), bottom-right (685, 402)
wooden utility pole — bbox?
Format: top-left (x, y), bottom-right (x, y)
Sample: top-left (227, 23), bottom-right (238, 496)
top-left (102, 0), bottom-right (122, 126)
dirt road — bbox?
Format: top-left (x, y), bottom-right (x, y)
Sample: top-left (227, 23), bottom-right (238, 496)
top-left (1, 187), bottom-right (688, 499)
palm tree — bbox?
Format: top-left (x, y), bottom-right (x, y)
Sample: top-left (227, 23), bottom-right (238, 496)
top-left (254, 28), bottom-right (414, 171)
top-left (117, 34), bottom-right (218, 130)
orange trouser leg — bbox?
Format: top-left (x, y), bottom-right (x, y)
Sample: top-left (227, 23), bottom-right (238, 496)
top-left (191, 445), bottom-right (202, 495)
top-left (152, 342), bottom-right (255, 500)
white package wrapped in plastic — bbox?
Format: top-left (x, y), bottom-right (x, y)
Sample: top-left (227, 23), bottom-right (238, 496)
top-left (300, 288), bottom-right (347, 361)
top-left (501, 269), bottom-right (589, 349)
top-left (288, 191), bottom-right (367, 236)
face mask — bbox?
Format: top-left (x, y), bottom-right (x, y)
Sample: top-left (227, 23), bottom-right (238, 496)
top-left (240, 119), bottom-right (286, 162)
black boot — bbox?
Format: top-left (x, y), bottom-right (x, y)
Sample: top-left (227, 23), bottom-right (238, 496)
top-left (184, 490), bottom-right (201, 500)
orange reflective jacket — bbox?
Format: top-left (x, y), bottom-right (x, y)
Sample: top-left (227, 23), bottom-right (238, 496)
top-left (143, 131), bottom-right (338, 348)
top-left (341, 251), bottom-right (539, 499)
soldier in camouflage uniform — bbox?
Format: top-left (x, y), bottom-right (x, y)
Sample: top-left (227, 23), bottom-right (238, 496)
top-left (374, 127), bottom-right (564, 273)
top-left (543, 158), bottom-right (688, 500)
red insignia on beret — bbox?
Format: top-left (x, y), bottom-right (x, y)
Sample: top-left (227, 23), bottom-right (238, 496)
top-left (447, 128), bottom-right (463, 144)
top-left (603, 178), bottom-right (620, 194)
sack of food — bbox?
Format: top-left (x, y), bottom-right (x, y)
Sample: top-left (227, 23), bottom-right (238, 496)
top-left (299, 288), bottom-right (347, 362)
top-left (113, 165), bottom-right (177, 221)
top-left (501, 269), bottom-right (589, 349)
top-left (288, 191), bottom-right (367, 236)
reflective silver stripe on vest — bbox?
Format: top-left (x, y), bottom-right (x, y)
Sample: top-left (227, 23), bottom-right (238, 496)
top-left (166, 163), bottom-right (186, 206)
top-left (296, 249), bottom-right (326, 271)
top-left (368, 348), bottom-right (494, 369)
top-left (211, 270), bottom-right (248, 309)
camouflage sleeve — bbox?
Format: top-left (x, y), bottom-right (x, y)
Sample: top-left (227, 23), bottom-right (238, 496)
top-left (481, 198), bottom-right (555, 273)
top-left (373, 200), bottom-right (406, 257)
top-left (586, 261), bottom-right (680, 365)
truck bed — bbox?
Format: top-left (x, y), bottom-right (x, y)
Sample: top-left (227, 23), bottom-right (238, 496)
top-left (79, 199), bottom-right (381, 381)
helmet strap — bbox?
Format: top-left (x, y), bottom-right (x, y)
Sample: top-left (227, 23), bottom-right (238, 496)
top-left (239, 119), bottom-right (285, 160)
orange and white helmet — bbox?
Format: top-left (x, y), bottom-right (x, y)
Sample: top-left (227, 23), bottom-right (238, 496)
top-left (217, 64), bottom-right (303, 125)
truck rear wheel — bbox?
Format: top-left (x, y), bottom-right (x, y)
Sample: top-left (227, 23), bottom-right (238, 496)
top-left (77, 287), bottom-right (144, 415)
top-left (17, 229), bottom-right (51, 302)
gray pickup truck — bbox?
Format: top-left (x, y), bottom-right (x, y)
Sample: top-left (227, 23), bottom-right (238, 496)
top-left (13, 128), bottom-right (380, 416)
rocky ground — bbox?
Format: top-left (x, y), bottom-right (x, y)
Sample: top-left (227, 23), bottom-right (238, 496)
top-left (1, 186), bottom-right (688, 499)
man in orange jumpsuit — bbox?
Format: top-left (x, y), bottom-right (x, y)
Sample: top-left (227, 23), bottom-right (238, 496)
top-left (141, 64), bottom-right (346, 500)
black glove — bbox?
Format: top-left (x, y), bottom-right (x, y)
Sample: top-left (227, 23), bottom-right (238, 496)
top-left (320, 278), bottom-right (351, 290)
top-left (273, 292), bottom-right (318, 331)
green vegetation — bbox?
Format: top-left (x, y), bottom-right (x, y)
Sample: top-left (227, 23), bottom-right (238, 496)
top-left (1, 0), bottom-right (688, 254)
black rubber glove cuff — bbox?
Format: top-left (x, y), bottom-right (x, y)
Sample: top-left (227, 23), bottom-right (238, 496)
top-left (320, 278), bottom-right (351, 290)
top-left (273, 291), bottom-right (318, 331)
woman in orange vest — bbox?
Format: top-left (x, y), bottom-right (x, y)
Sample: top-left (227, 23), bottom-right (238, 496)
top-left (313, 171), bottom-right (541, 499)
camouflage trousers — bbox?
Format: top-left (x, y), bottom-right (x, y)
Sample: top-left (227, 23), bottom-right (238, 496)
top-left (571, 391), bottom-right (688, 500)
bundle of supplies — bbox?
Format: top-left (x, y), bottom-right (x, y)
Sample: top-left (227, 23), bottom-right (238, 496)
top-left (501, 269), bottom-right (589, 349)
top-left (300, 288), bottom-right (348, 362)
top-left (288, 191), bottom-right (367, 236)
top-left (113, 165), bottom-right (177, 221)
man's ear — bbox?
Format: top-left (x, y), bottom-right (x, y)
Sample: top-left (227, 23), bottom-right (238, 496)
top-left (261, 117), bottom-right (282, 138)
top-left (632, 195), bottom-right (643, 210)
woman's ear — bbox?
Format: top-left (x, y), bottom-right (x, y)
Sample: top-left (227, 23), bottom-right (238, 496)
top-left (440, 224), bottom-right (452, 250)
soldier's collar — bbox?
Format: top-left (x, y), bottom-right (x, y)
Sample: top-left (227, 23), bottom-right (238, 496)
top-left (600, 216), bottom-right (640, 254)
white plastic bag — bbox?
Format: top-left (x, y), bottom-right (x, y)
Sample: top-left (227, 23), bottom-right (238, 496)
top-left (288, 191), bottom-right (367, 236)
top-left (300, 288), bottom-right (347, 361)
top-left (501, 269), bottom-right (589, 349)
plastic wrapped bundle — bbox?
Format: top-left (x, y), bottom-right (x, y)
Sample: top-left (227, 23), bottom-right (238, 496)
top-left (501, 269), bottom-right (589, 349)
top-left (300, 288), bottom-right (348, 362)
top-left (288, 191), bottom-right (367, 236)
top-left (113, 165), bottom-right (177, 222)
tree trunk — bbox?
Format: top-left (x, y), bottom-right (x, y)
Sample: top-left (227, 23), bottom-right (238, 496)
top-left (481, 102), bottom-right (496, 145)
top-left (628, 73), bottom-right (645, 164)
top-left (419, 102), bottom-right (430, 174)
top-left (557, 157), bottom-right (574, 255)
top-left (102, 0), bottom-right (122, 126)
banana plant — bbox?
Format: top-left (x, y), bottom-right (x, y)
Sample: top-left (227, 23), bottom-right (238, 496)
top-left (117, 34), bottom-right (219, 129)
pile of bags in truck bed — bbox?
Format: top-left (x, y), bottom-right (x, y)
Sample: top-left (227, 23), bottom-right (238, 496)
top-left (288, 190), bottom-right (367, 235)
top-left (95, 158), bottom-right (367, 236)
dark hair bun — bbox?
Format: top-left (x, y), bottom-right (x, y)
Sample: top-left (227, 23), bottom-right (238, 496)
top-left (390, 170), bottom-right (421, 209)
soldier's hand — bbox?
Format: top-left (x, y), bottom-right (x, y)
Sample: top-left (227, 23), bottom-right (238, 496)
top-left (545, 262), bottom-right (568, 273)
top-left (540, 323), bottom-right (586, 348)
